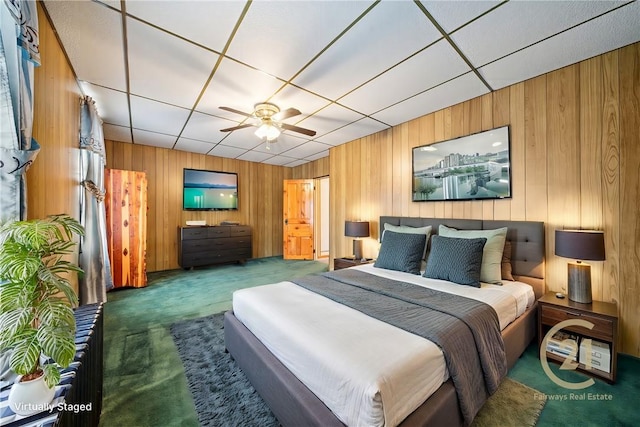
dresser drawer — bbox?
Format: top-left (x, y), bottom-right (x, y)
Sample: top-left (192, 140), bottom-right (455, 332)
top-left (207, 227), bottom-right (230, 238)
top-left (541, 305), bottom-right (613, 340)
top-left (181, 227), bottom-right (210, 240)
top-left (229, 226), bottom-right (251, 237)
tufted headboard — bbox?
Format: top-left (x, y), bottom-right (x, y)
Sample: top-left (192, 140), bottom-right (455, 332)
top-left (379, 216), bottom-right (545, 298)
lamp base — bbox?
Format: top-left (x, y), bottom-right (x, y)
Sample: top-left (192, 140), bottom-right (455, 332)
top-left (567, 262), bottom-right (592, 304)
top-left (353, 239), bottom-right (364, 262)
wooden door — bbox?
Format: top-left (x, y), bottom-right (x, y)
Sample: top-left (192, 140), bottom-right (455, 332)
top-left (283, 179), bottom-right (314, 260)
top-left (105, 169), bottom-right (148, 288)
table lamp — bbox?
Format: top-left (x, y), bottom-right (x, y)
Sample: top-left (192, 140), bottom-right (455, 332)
top-left (555, 229), bottom-right (605, 303)
top-left (345, 221), bottom-right (369, 261)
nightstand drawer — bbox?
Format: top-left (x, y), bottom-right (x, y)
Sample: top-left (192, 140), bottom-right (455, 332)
top-left (541, 305), bottom-right (613, 340)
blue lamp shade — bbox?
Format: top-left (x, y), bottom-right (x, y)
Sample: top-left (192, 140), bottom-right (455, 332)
top-left (555, 229), bottom-right (605, 304)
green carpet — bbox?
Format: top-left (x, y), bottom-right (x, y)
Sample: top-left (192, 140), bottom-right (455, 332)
top-left (100, 257), bottom-right (328, 427)
top-left (100, 257), bottom-right (640, 426)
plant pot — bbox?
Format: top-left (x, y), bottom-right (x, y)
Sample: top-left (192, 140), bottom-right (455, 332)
top-left (8, 374), bottom-right (55, 416)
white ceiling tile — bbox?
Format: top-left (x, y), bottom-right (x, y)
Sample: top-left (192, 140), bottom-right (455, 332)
top-left (44, 1), bottom-right (126, 91)
top-left (127, 18), bottom-right (219, 107)
top-left (420, 1), bottom-right (500, 33)
top-left (283, 141), bottom-right (332, 160)
top-left (103, 124), bottom-right (131, 143)
top-left (125, 1), bottom-right (245, 52)
top-left (452, 1), bottom-right (624, 67)
top-left (95, 1), bottom-right (120, 11)
top-left (237, 150), bottom-right (273, 163)
top-left (130, 96), bottom-right (191, 136)
top-left (215, 131), bottom-right (263, 151)
top-left (270, 85), bottom-right (332, 123)
top-left (252, 133), bottom-right (307, 155)
top-left (339, 39), bottom-right (470, 115)
top-left (315, 117), bottom-right (390, 146)
top-left (283, 159), bottom-right (308, 168)
top-left (226, 1), bottom-right (371, 80)
top-left (181, 111), bottom-right (238, 144)
top-left (480, 2), bottom-right (640, 90)
top-left (262, 156), bottom-right (298, 166)
top-left (305, 150), bottom-right (330, 162)
top-left (296, 104), bottom-right (364, 140)
top-left (174, 138), bottom-right (215, 154)
top-left (208, 145), bottom-right (246, 159)
top-left (293, 0), bottom-right (442, 100)
top-left (80, 83), bottom-right (130, 127)
top-left (132, 129), bottom-right (177, 149)
top-left (196, 59), bottom-right (285, 117)
top-left (372, 72), bottom-right (489, 125)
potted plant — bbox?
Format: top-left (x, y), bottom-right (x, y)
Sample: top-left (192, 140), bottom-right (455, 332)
top-left (0, 214), bottom-right (84, 415)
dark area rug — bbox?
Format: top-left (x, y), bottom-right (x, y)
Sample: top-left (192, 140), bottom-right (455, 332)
top-left (171, 313), bottom-right (545, 427)
top-left (170, 313), bottom-right (278, 427)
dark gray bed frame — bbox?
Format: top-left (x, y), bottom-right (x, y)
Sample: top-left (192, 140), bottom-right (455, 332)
top-left (225, 217), bottom-right (545, 427)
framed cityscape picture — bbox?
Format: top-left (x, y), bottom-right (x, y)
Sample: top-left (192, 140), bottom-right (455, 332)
top-left (412, 125), bottom-right (511, 202)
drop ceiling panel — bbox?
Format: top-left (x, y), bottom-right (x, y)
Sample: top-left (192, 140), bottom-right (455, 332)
top-left (226, 1), bottom-right (371, 80)
top-left (132, 129), bottom-right (177, 149)
top-left (237, 150), bottom-right (273, 163)
top-left (420, 1), bottom-right (500, 33)
top-left (126, 18), bottom-right (219, 108)
top-left (305, 150), bottom-right (331, 162)
top-left (339, 39), bottom-right (471, 115)
top-left (207, 144), bottom-right (246, 159)
top-left (252, 134), bottom-right (307, 155)
top-left (130, 96), bottom-right (190, 136)
top-left (293, 0), bottom-right (442, 100)
top-left (44, 1), bottom-right (126, 91)
top-left (216, 131), bottom-right (263, 151)
top-left (372, 72), bottom-right (489, 125)
top-left (451, 1), bottom-right (624, 67)
top-left (283, 141), bottom-right (333, 159)
top-left (270, 85), bottom-right (332, 123)
top-left (174, 137), bottom-right (216, 154)
top-left (480, 2), bottom-right (640, 90)
top-left (296, 104), bottom-right (364, 141)
top-left (103, 124), bottom-right (131, 143)
top-left (315, 117), bottom-right (390, 146)
top-left (263, 156), bottom-right (299, 166)
top-left (196, 59), bottom-right (285, 117)
top-left (181, 111), bottom-right (238, 144)
top-left (125, 1), bottom-right (245, 52)
top-left (80, 83), bottom-right (130, 127)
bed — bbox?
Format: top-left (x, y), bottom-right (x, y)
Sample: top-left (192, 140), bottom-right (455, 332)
top-left (224, 217), bottom-right (545, 427)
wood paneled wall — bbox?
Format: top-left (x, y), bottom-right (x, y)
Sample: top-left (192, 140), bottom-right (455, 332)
top-left (325, 42), bottom-right (640, 356)
top-left (105, 141), bottom-right (292, 272)
top-left (28, 4), bottom-right (82, 221)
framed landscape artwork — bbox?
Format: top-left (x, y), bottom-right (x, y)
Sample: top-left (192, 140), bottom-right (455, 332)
top-left (412, 125), bottom-right (512, 202)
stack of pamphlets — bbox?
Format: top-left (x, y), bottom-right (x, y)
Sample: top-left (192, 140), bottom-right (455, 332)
top-left (546, 330), bottom-right (579, 361)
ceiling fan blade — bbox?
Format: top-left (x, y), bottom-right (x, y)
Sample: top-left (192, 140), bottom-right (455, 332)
top-left (280, 123), bottom-right (316, 137)
top-left (219, 106), bottom-right (254, 118)
top-left (273, 108), bottom-right (301, 121)
top-left (220, 123), bottom-right (255, 132)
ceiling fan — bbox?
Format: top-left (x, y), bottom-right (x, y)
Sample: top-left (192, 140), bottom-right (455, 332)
top-left (219, 102), bottom-right (317, 144)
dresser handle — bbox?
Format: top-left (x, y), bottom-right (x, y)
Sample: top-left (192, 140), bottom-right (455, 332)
top-left (566, 311), bottom-right (583, 317)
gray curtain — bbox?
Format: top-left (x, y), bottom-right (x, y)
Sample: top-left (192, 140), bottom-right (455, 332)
top-left (78, 96), bottom-right (113, 304)
top-left (0, 0), bottom-right (40, 223)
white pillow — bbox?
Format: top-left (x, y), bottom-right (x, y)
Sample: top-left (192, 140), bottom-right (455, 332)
top-left (383, 224), bottom-right (432, 260)
top-left (438, 224), bottom-right (507, 284)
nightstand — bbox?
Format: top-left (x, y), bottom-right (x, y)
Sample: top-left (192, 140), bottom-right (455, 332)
top-left (333, 257), bottom-right (374, 270)
top-left (537, 291), bottom-right (618, 383)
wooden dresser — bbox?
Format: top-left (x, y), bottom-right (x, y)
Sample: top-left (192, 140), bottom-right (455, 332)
top-left (178, 225), bottom-right (252, 269)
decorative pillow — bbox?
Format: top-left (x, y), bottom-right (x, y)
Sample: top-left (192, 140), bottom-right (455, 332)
top-left (501, 240), bottom-right (515, 281)
top-left (438, 225), bottom-right (508, 284)
top-left (374, 230), bottom-right (426, 275)
top-left (382, 223), bottom-right (432, 259)
top-left (423, 235), bottom-right (486, 287)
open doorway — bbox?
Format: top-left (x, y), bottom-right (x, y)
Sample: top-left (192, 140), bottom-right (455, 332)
top-left (315, 176), bottom-right (329, 260)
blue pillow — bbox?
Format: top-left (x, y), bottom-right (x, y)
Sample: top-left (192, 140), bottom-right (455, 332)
top-left (374, 230), bottom-right (426, 275)
top-left (423, 235), bottom-right (487, 287)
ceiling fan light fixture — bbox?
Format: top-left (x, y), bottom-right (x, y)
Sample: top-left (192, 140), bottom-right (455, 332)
top-left (255, 123), bottom-right (280, 141)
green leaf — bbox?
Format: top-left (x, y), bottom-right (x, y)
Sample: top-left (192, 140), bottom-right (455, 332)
top-left (38, 326), bottom-right (76, 368)
top-left (0, 308), bottom-right (33, 348)
top-left (41, 363), bottom-right (61, 388)
top-left (9, 330), bottom-right (40, 375)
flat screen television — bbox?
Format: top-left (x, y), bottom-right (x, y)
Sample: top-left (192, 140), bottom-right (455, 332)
top-left (183, 168), bottom-right (238, 211)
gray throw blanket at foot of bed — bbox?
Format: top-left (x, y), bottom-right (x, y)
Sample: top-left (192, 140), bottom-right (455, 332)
top-left (292, 269), bottom-right (507, 426)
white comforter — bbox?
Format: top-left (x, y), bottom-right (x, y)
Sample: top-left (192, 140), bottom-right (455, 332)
top-left (232, 264), bottom-right (534, 427)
